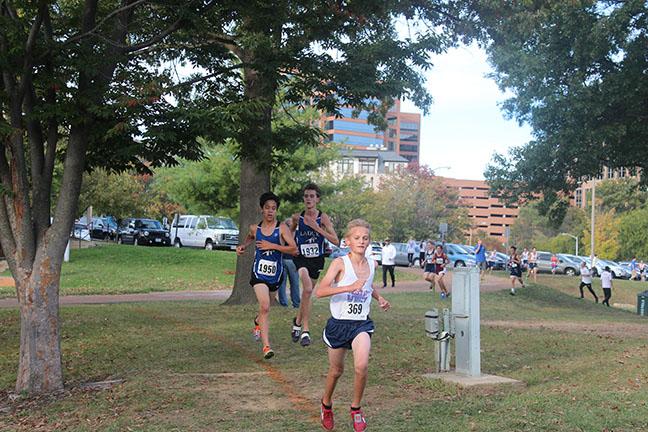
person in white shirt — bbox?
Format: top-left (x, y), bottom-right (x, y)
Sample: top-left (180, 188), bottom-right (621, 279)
top-left (578, 261), bottom-right (598, 303)
top-left (380, 238), bottom-right (397, 288)
top-left (406, 238), bottom-right (416, 267)
top-left (600, 266), bottom-right (613, 307)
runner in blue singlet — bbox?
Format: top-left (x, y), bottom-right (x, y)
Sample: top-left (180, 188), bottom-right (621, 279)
top-left (289, 183), bottom-right (339, 347)
top-left (237, 192), bottom-right (297, 360)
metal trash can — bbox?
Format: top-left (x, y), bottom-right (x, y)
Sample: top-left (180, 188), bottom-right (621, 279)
top-left (637, 290), bottom-right (648, 316)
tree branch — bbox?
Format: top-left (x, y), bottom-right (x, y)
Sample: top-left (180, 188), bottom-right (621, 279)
top-left (206, 32), bottom-right (242, 58)
top-left (63, 0), bottom-right (149, 46)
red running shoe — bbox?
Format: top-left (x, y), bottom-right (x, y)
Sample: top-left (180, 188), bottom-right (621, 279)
top-left (350, 408), bottom-right (367, 432)
top-left (320, 402), bottom-right (334, 430)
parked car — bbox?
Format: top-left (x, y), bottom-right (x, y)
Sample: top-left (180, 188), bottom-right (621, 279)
top-left (444, 243), bottom-right (475, 267)
top-left (71, 223), bottom-right (90, 241)
top-left (390, 242), bottom-right (420, 267)
top-left (577, 256), bottom-right (628, 279)
top-left (118, 218), bottom-right (171, 246)
top-left (533, 251), bottom-right (579, 275)
top-left (329, 244), bottom-right (350, 258)
top-left (369, 242), bottom-right (382, 264)
top-left (171, 214), bottom-right (238, 250)
top-left (90, 217), bottom-right (117, 240)
top-left (599, 259), bottom-right (630, 279)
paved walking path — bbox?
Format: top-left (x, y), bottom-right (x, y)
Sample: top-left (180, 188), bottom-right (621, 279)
top-left (0, 270), bottom-right (509, 308)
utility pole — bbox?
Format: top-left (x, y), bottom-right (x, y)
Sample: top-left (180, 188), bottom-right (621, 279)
top-left (590, 183), bottom-right (596, 263)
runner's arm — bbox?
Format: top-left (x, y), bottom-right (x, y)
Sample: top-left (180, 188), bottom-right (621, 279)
top-left (236, 225), bottom-right (256, 255)
top-left (318, 213), bottom-right (340, 246)
top-left (280, 223), bottom-right (298, 255)
top-left (316, 258), bottom-right (365, 298)
top-left (371, 265), bottom-right (390, 311)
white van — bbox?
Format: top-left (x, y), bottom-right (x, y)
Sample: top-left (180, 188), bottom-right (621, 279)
top-left (171, 215), bottom-right (239, 250)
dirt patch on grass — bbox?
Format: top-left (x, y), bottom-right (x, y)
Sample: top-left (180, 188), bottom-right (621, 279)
top-left (165, 372), bottom-right (292, 412)
top-left (484, 319), bottom-right (648, 339)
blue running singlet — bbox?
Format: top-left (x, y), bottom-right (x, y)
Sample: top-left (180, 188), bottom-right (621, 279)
top-left (294, 210), bottom-right (325, 258)
top-left (253, 221), bottom-right (283, 285)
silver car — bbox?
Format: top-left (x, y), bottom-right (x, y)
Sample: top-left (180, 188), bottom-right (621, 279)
top-left (535, 251), bottom-right (580, 275)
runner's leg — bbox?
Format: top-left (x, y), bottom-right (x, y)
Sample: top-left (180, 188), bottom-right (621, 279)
top-left (253, 284), bottom-right (271, 348)
top-left (322, 347), bottom-right (347, 406)
top-left (350, 332), bottom-right (371, 408)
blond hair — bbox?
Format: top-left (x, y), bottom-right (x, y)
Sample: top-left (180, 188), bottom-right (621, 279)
top-left (345, 219), bottom-right (371, 238)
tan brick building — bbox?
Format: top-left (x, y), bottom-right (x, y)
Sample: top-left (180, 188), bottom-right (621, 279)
top-left (439, 177), bottom-right (520, 240)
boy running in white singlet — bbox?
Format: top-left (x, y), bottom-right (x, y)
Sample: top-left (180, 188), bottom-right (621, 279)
top-left (316, 219), bottom-right (390, 432)
top-left (236, 192), bottom-right (297, 359)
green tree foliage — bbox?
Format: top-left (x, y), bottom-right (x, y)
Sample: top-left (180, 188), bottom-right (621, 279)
top-left (478, 1), bottom-right (648, 203)
top-left (596, 178), bottom-right (648, 214)
top-left (0, 0), bottom-right (216, 394)
top-left (582, 210), bottom-right (620, 260)
top-left (158, 1), bottom-right (474, 303)
top-left (511, 203), bottom-right (587, 253)
top-left (368, 165), bottom-right (469, 242)
top-left (618, 209), bottom-right (648, 260)
top-left (153, 143), bottom-right (241, 219)
top-left (78, 170), bottom-right (182, 221)
top-left (154, 140), bottom-right (340, 221)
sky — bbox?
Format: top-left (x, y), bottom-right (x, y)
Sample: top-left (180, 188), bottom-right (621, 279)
top-left (401, 44), bottom-right (534, 181)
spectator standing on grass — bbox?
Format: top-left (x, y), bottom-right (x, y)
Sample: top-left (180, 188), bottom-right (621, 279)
top-left (381, 238), bottom-right (396, 288)
top-left (630, 257), bottom-right (638, 280)
top-left (277, 218), bottom-right (301, 308)
top-left (601, 266), bottom-right (613, 307)
top-left (578, 261), bottom-right (598, 303)
top-left (317, 219), bottom-right (390, 432)
top-left (509, 246), bottom-right (526, 296)
top-left (406, 238), bottom-right (416, 267)
top-left (474, 239), bottom-right (487, 279)
top-left (487, 249), bottom-right (497, 274)
top-left (639, 261), bottom-right (646, 281)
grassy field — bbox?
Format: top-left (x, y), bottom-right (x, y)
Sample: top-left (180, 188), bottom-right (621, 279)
top-left (0, 244), bottom-right (420, 298)
top-left (1, 280), bottom-right (647, 431)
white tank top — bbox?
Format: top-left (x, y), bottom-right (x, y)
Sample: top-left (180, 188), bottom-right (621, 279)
top-left (330, 255), bottom-right (374, 321)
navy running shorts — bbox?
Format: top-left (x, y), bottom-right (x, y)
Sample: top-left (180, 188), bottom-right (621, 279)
top-left (293, 255), bottom-right (325, 280)
top-left (322, 317), bottom-right (374, 350)
top-left (250, 273), bottom-right (283, 292)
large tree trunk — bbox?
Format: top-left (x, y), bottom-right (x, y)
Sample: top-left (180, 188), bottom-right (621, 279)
top-left (225, 158), bottom-right (271, 305)
top-left (225, 61), bottom-right (275, 305)
top-left (15, 265), bottom-right (63, 393)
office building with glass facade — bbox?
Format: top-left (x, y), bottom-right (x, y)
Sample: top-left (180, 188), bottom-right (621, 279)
top-left (321, 100), bottom-right (421, 163)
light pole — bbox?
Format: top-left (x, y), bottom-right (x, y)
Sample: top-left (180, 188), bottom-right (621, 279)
top-left (590, 182), bottom-right (596, 264)
top-left (560, 233), bottom-right (579, 256)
